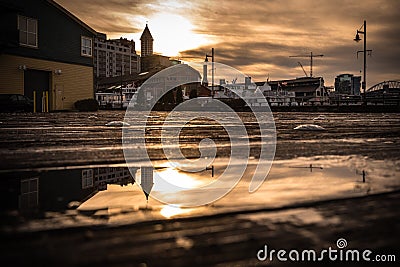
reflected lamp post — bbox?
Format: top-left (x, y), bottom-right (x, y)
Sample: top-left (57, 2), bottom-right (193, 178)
top-left (354, 20), bottom-right (371, 104)
top-left (205, 48), bottom-right (214, 98)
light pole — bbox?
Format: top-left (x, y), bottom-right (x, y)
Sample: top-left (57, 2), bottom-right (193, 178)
top-left (354, 20), bottom-right (371, 104)
top-left (205, 48), bottom-right (214, 98)
top-left (120, 62), bottom-right (123, 109)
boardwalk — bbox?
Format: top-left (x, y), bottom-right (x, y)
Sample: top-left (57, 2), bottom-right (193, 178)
top-left (1, 191), bottom-right (398, 266)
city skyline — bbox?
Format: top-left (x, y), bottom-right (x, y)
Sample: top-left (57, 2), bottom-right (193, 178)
top-left (56, 0), bottom-right (400, 86)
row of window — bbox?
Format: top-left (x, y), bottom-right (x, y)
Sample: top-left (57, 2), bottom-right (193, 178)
top-left (95, 44), bottom-right (130, 53)
top-left (17, 15), bottom-right (93, 57)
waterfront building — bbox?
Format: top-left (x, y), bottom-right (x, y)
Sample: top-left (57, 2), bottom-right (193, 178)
top-left (260, 83), bottom-right (296, 106)
top-left (141, 54), bottom-right (176, 72)
top-left (222, 77), bottom-right (267, 106)
top-left (334, 74), bottom-right (361, 95)
top-left (256, 77), bottom-right (327, 105)
top-left (130, 64), bottom-right (201, 108)
top-left (94, 33), bottom-right (140, 78)
top-left (0, 0), bottom-right (96, 111)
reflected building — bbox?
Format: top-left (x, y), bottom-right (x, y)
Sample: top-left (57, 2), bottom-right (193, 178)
top-left (93, 167), bottom-right (138, 190)
top-left (140, 167), bottom-right (154, 200)
top-left (0, 167), bottom-right (138, 214)
top-left (1, 169), bottom-right (95, 212)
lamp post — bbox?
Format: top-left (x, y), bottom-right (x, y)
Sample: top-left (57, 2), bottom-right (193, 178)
top-left (120, 63), bottom-right (123, 109)
top-left (205, 48), bottom-right (214, 98)
top-left (354, 20), bottom-right (371, 104)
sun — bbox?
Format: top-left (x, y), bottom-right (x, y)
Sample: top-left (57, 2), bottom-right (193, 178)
top-left (126, 13), bottom-right (211, 57)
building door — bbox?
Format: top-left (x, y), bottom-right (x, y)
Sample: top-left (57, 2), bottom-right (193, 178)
top-left (55, 84), bottom-right (64, 110)
top-left (24, 69), bottom-right (50, 112)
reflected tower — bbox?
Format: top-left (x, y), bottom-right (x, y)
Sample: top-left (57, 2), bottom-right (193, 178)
top-left (141, 166), bottom-right (154, 200)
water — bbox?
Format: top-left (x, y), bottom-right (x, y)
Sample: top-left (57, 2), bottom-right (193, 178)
top-left (0, 111), bottom-right (399, 231)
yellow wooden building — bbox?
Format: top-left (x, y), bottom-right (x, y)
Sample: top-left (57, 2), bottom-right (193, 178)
top-left (0, 0), bottom-right (96, 111)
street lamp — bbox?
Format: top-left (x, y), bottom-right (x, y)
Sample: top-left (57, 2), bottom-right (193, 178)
top-left (354, 20), bottom-right (371, 104)
top-left (205, 48), bottom-right (214, 98)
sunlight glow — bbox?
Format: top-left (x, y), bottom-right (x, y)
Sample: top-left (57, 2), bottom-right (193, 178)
top-left (127, 13), bottom-right (211, 57)
top-left (156, 166), bottom-right (204, 189)
top-left (160, 204), bottom-right (193, 218)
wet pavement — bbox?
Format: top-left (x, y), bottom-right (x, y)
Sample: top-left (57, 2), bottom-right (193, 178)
top-left (1, 191), bottom-right (399, 266)
top-left (0, 111), bottom-right (399, 170)
top-left (0, 111), bottom-right (399, 265)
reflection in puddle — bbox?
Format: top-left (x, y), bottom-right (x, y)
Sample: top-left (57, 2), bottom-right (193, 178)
top-left (0, 167), bottom-right (137, 214)
top-left (156, 165), bottom-right (205, 189)
top-left (160, 205), bottom-right (194, 218)
top-left (238, 208), bottom-right (342, 226)
top-left (1, 155), bottom-right (399, 231)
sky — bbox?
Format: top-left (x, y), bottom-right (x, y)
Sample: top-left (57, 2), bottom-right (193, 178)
top-left (56, 0), bottom-right (400, 87)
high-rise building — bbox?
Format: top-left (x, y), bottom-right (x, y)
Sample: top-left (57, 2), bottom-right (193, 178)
top-left (94, 33), bottom-right (140, 78)
top-left (140, 24), bottom-right (153, 57)
top-left (334, 74), bottom-right (361, 95)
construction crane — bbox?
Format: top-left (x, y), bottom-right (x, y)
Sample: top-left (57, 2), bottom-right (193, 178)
top-left (297, 62), bottom-right (308, 77)
top-left (289, 52), bottom-right (323, 77)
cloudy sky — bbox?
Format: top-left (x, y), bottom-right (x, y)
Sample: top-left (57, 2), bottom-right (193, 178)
top-left (57, 0), bottom-right (399, 86)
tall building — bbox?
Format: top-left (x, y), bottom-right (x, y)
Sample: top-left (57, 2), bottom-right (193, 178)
top-left (140, 24), bottom-right (153, 57)
top-left (139, 24), bottom-right (179, 72)
top-left (334, 74), bottom-right (361, 95)
top-left (94, 33), bottom-right (140, 78)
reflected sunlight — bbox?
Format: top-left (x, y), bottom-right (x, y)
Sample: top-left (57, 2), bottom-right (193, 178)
top-left (156, 166), bottom-right (205, 189)
top-left (160, 205), bottom-right (193, 218)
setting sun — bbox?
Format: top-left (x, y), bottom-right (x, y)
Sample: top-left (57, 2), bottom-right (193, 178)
top-left (126, 13), bottom-right (211, 57)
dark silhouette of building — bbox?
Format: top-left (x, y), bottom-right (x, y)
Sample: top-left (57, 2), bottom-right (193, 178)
top-left (0, 167), bottom-right (137, 213)
top-left (140, 24), bottom-right (153, 57)
top-left (256, 77), bottom-right (327, 104)
top-left (335, 74), bottom-right (361, 95)
top-left (0, 0), bottom-right (96, 111)
top-left (139, 24), bottom-right (179, 72)
top-left (94, 33), bottom-right (140, 78)
top-left (141, 54), bottom-right (174, 72)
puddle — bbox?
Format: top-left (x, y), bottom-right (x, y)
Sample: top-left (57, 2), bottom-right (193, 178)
top-left (1, 155), bottom-right (399, 232)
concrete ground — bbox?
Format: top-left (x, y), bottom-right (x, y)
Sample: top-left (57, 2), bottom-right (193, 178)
top-left (1, 190), bottom-right (398, 266)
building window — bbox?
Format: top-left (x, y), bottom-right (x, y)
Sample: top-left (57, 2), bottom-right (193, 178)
top-left (19, 177), bottom-right (39, 209)
top-left (81, 36), bottom-right (92, 57)
top-left (18, 15), bottom-right (38, 48)
top-left (82, 169), bottom-right (94, 189)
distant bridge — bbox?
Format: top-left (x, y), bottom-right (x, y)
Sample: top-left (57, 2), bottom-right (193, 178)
top-left (367, 80), bottom-right (400, 92)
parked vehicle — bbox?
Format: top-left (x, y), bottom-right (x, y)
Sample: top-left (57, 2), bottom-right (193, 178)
top-left (0, 94), bottom-right (34, 112)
